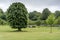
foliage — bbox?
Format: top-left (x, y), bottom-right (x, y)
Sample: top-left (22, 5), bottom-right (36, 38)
top-left (28, 19), bottom-right (37, 25)
top-left (0, 8), bottom-right (7, 25)
top-left (36, 20), bottom-right (41, 26)
top-left (0, 8), bottom-right (4, 17)
top-left (41, 20), bottom-right (46, 25)
top-left (7, 2), bottom-right (28, 31)
top-left (0, 18), bottom-right (7, 25)
top-left (0, 8), bottom-right (6, 20)
top-left (29, 11), bottom-right (41, 21)
top-left (54, 16), bottom-right (60, 25)
top-left (55, 11), bottom-right (60, 18)
top-left (46, 14), bottom-right (55, 25)
top-left (41, 8), bottom-right (51, 20)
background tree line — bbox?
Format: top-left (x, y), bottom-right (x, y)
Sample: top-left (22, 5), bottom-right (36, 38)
top-left (28, 8), bottom-right (60, 27)
top-left (0, 3), bottom-right (60, 27)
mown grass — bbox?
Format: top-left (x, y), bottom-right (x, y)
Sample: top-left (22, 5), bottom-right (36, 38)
top-left (0, 25), bottom-right (60, 40)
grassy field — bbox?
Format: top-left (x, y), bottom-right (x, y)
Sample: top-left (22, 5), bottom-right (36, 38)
top-left (0, 25), bottom-right (60, 40)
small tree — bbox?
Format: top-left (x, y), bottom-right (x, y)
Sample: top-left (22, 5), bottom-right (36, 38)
top-left (7, 2), bottom-right (28, 31)
top-left (46, 14), bottom-right (55, 33)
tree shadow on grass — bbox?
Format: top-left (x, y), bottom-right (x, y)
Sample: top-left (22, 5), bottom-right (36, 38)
top-left (8, 30), bottom-right (28, 32)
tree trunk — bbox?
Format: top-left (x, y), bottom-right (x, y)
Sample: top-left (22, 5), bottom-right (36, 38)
top-left (18, 28), bottom-right (21, 31)
top-left (50, 25), bottom-right (53, 33)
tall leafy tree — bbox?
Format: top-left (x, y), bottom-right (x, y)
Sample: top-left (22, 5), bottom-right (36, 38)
top-left (7, 2), bottom-right (28, 31)
top-left (41, 8), bottom-right (51, 20)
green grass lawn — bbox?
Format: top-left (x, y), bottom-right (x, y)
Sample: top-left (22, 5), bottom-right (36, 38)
top-left (0, 25), bottom-right (60, 40)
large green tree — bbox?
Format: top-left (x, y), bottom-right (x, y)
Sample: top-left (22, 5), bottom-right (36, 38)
top-left (7, 2), bottom-right (28, 31)
top-left (41, 8), bottom-right (51, 20)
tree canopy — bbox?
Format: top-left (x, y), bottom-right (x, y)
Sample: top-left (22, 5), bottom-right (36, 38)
top-left (55, 11), bottom-right (60, 18)
top-left (29, 11), bottom-right (41, 21)
top-left (7, 2), bottom-right (28, 31)
top-left (46, 14), bottom-right (55, 25)
top-left (41, 8), bottom-right (51, 20)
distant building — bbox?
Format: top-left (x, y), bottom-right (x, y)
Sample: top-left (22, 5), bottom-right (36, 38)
top-left (28, 25), bottom-right (36, 28)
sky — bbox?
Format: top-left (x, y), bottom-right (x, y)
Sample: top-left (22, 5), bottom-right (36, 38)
top-left (0, 0), bottom-right (60, 13)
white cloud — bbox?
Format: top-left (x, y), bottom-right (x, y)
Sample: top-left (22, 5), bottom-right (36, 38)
top-left (0, 0), bottom-right (60, 13)
top-left (0, 3), bottom-right (10, 12)
top-left (48, 6), bottom-right (60, 12)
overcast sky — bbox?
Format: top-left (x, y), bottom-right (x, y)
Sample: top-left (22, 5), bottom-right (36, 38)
top-left (0, 0), bottom-right (60, 13)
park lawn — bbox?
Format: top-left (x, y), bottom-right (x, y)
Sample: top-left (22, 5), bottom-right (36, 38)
top-left (0, 25), bottom-right (60, 40)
